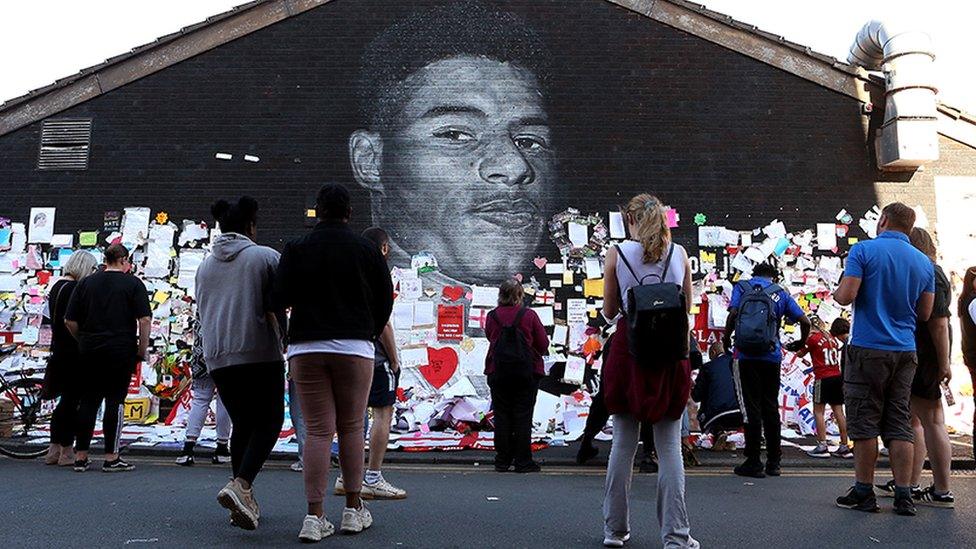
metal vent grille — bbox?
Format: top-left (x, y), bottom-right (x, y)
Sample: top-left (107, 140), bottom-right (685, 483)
top-left (37, 118), bottom-right (92, 170)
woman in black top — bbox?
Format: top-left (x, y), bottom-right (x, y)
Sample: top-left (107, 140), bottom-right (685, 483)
top-left (43, 250), bottom-right (97, 465)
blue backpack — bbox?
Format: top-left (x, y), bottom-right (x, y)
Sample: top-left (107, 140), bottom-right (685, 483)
top-left (733, 280), bottom-right (782, 355)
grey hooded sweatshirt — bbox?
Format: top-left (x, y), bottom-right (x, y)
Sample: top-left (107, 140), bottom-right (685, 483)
top-left (194, 233), bottom-right (283, 371)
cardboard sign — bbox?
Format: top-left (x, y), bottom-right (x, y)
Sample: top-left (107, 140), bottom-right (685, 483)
top-left (437, 304), bottom-right (464, 341)
top-left (124, 397), bottom-right (151, 422)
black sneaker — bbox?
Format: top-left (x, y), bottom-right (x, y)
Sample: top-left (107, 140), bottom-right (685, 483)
top-left (102, 458), bottom-right (135, 473)
top-left (915, 485), bottom-right (954, 508)
top-left (734, 459), bottom-right (766, 479)
top-left (638, 457), bottom-right (659, 474)
top-left (73, 457), bottom-right (91, 472)
top-left (765, 461), bottom-right (781, 477)
top-left (894, 495), bottom-right (917, 516)
top-left (836, 486), bottom-right (880, 513)
top-left (576, 443), bottom-right (599, 465)
top-left (494, 462), bottom-right (512, 473)
top-left (212, 446), bottom-right (231, 465)
top-left (874, 479), bottom-right (896, 498)
top-left (514, 461), bottom-right (542, 473)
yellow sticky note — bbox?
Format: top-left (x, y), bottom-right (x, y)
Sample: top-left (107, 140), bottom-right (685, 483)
top-left (848, 237), bottom-right (859, 245)
top-left (79, 232), bottom-right (97, 247)
top-left (562, 270), bottom-right (574, 285)
top-left (699, 251), bottom-right (716, 264)
top-left (583, 278), bottom-right (604, 298)
top-left (588, 307), bottom-right (598, 318)
top-left (152, 290), bottom-right (170, 304)
top-left (784, 324), bottom-right (796, 333)
top-left (690, 304), bottom-right (701, 315)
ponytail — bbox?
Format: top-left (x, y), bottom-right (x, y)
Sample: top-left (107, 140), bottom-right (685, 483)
top-left (623, 193), bottom-right (670, 263)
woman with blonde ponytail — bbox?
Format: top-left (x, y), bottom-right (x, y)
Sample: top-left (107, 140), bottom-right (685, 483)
top-left (598, 194), bottom-right (698, 548)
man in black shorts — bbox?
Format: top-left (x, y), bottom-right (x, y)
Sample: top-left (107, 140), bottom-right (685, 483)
top-left (336, 227), bottom-right (407, 500)
top-left (875, 228), bottom-right (955, 507)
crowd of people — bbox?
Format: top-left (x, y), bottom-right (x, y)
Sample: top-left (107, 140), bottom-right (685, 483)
top-left (36, 187), bottom-right (973, 546)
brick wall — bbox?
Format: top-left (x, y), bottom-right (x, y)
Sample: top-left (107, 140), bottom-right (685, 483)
top-left (0, 0), bottom-right (972, 271)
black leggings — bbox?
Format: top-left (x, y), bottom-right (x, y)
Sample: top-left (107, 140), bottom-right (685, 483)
top-left (50, 386), bottom-right (82, 447)
top-left (211, 362), bottom-right (284, 485)
top-left (75, 352), bottom-right (136, 454)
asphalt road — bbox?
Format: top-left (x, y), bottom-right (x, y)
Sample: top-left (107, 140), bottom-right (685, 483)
top-left (2, 457), bottom-right (973, 548)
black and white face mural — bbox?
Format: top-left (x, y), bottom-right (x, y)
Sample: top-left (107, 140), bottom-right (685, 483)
top-left (348, 4), bottom-right (557, 284)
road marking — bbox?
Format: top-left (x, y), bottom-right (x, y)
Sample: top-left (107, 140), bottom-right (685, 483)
top-left (114, 457), bottom-right (976, 478)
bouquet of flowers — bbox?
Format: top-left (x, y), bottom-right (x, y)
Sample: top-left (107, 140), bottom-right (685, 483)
top-left (144, 349), bottom-right (192, 401)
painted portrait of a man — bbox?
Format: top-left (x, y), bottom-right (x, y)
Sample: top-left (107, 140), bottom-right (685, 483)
top-left (349, 2), bottom-right (555, 285)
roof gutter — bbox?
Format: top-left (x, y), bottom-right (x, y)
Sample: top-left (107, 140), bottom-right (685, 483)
top-left (848, 20), bottom-right (939, 170)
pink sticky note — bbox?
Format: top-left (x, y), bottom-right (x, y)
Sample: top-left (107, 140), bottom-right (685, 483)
top-left (666, 208), bottom-right (679, 228)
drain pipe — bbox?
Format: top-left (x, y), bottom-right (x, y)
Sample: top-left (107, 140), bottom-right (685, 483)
top-left (848, 20), bottom-right (939, 170)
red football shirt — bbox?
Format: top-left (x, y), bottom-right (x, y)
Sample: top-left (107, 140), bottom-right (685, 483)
top-left (807, 332), bottom-right (842, 379)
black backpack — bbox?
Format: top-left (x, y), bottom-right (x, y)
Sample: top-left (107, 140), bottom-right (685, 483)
top-left (732, 280), bottom-right (783, 355)
top-left (488, 307), bottom-right (535, 383)
top-left (616, 244), bottom-right (689, 367)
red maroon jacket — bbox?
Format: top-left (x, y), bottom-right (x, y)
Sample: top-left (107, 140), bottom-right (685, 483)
top-left (483, 306), bottom-right (549, 377)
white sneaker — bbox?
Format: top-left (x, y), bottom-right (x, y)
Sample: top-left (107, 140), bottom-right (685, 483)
top-left (291, 461), bottom-right (304, 472)
top-left (603, 532), bottom-right (630, 547)
top-left (298, 514), bottom-right (335, 543)
top-left (362, 477), bottom-right (407, 500)
top-left (340, 502), bottom-right (373, 535)
top-left (334, 475), bottom-right (346, 495)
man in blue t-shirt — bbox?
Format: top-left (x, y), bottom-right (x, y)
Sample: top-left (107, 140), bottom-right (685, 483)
top-left (724, 263), bottom-right (811, 478)
top-left (832, 202), bottom-right (935, 517)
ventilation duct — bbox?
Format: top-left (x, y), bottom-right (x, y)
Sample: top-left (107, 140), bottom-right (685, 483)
top-left (848, 20), bottom-right (939, 170)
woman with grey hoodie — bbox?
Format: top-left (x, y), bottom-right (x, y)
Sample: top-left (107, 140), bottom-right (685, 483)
top-left (195, 196), bottom-right (285, 532)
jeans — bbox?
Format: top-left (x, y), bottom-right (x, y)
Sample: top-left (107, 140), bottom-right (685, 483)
top-left (604, 414), bottom-right (698, 548)
top-left (211, 362), bottom-right (285, 485)
top-left (736, 359), bottom-right (782, 463)
top-left (291, 353), bottom-right (373, 504)
top-left (489, 374), bottom-right (539, 468)
top-left (184, 376), bottom-right (231, 442)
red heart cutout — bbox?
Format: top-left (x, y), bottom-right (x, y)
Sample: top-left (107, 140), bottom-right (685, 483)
top-left (533, 257), bottom-right (547, 269)
top-left (442, 285), bottom-right (464, 302)
top-left (420, 347), bottom-right (458, 389)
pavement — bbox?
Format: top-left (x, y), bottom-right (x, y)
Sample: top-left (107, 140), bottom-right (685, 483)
top-left (2, 456), bottom-right (974, 548)
top-left (123, 433), bottom-right (976, 470)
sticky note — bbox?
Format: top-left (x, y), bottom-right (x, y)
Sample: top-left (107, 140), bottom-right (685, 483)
top-left (562, 271), bottom-right (574, 285)
top-left (152, 290), bottom-right (170, 304)
top-left (583, 278), bottom-right (604, 298)
top-left (78, 232), bottom-right (98, 247)
top-left (848, 238), bottom-right (858, 245)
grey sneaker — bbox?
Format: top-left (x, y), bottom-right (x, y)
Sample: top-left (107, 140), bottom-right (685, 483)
top-left (362, 478), bottom-right (407, 500)
top-left (807, 443), bottom-right (830, 458)
top-left (290, 460), bottom-right (304, 472)
top-left (831, 445), bottom-right (854, 459)
top-left (217, 479), bottom-right (259, 530)
top-left (298, 514), bottom-right (335, 543)
top-left (603, 532), bottom-right (630, 547)
top-left (340, 502), bottom-right (373, 535)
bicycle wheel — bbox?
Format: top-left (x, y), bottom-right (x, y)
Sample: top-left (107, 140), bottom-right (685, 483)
top-left (0, 377), bottom-right (51, 459)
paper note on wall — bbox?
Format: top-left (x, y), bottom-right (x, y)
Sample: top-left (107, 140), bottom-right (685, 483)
top-left (562, 356), bottom-right (586, 385)
top-left (816, 223), bottom-right (837, 251)
top-left (144, 224), bottom-right (176, 279)
top-left (583, 278), bottom-right (603, 297)
top-left (27, 208), bottom-right (56, 244)
top-left (532, 306), bottom-right (555, 326)
top-left (413, 301), bottom-right (435, 327)
top-left (79, 231), bottom-right (98, 247)
top-left (176, 249), bottom-right (205, 297)
top-left (393, 302), bottom-right (415, 330)
top-left (584, 257), bottom-right (602, 279)
top-left (121, 207), bottom-right (151, 248)
top-left (568, 222), bottom-right (589, 248)
top-left (471, 285), bottom-right (499, 308)
top-left (609, 212), bottom-right (626, 239)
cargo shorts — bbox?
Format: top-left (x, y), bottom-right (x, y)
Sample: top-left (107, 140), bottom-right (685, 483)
top-left (844, 345), bottom-right (917, 444)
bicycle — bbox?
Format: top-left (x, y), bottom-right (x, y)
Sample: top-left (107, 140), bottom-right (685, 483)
top-left (0, 345), bottom-right (52, 459)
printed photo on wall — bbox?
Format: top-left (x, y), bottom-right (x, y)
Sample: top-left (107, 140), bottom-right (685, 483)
top-left (27, 207), bottom-right (55, 244)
